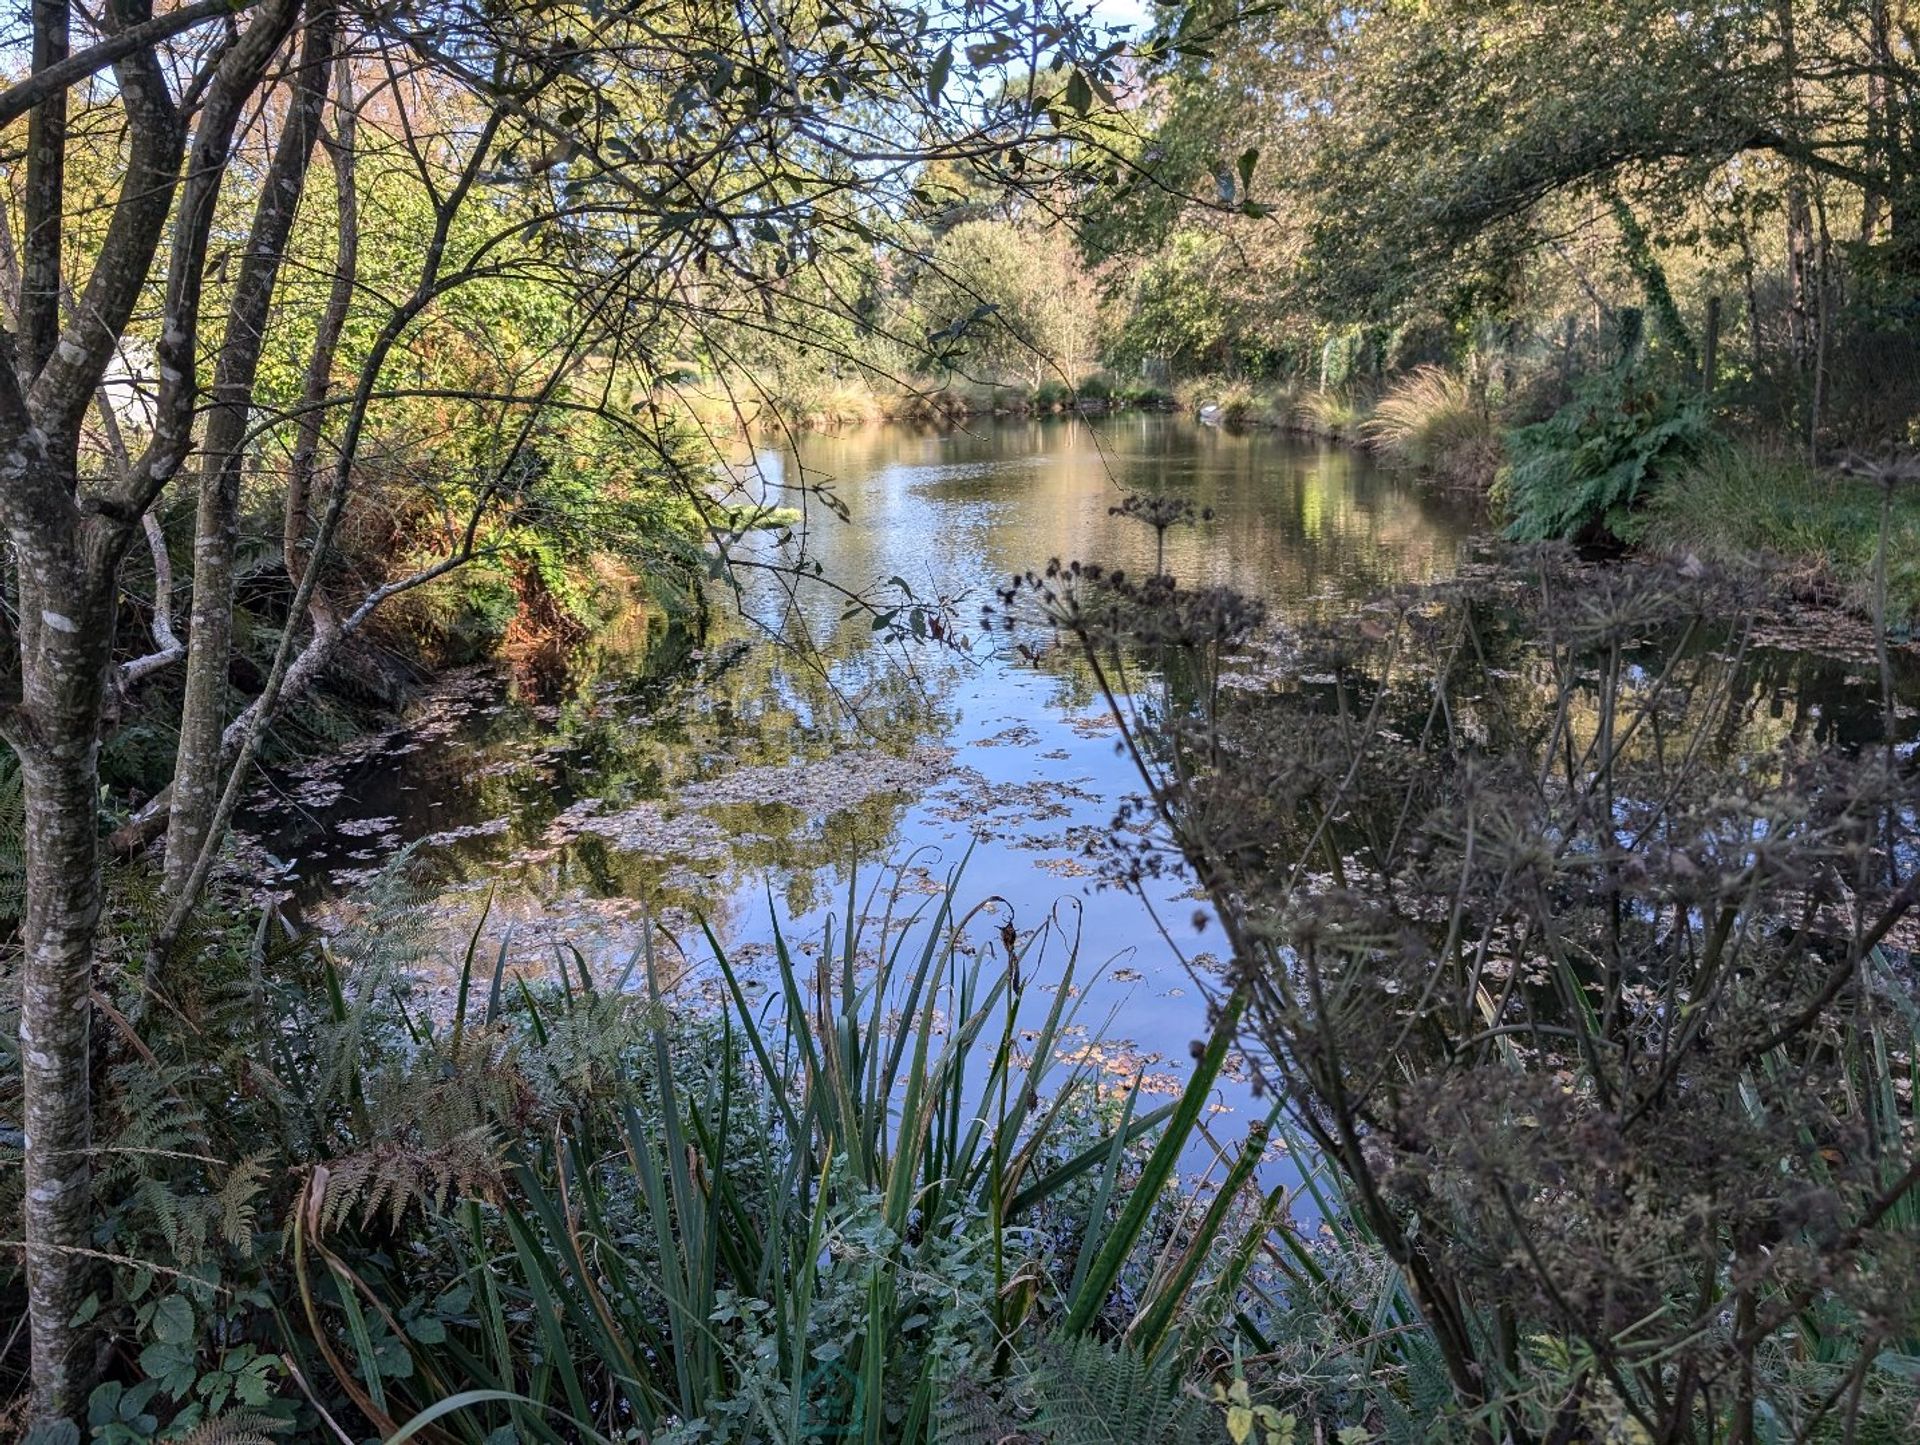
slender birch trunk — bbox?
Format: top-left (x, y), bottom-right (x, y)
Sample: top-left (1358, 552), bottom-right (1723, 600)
top-left (9, 537), bottom-right (117, 1424)
top-left (163, 3), bottom-right (336, 901)
top-left (1777, 0), bottom-right (1815, 373)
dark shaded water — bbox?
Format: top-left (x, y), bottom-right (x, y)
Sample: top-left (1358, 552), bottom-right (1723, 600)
top-left (241, 415), bottom-right (1917, 1175)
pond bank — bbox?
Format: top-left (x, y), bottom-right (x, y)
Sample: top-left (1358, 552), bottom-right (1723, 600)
top-left (688, 378), bottom-right (1179, 433)
top-left (1175, 373), bottom-right (1920, 628)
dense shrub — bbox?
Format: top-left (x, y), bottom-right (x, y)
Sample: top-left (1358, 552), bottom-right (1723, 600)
top-left (1119, 380), bottom-right (1175, 408)
top-left (1033, 379), bottom-right (1075, 410)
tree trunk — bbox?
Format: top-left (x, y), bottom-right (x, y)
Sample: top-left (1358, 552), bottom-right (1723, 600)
top-left (1738, 221), bottom-right (1765, 371)
top-left (1778, 0), bottom-right (1815, 372)
top-left (1809, 186), bottom-right (1834, 463)
top-left (1884, 20), bottom-right (1920, 273)
top-left (10, 542), bottom-right (118, 1425)
top-left (1864, 2), bottom-right (1893, 243)
top-left (18, 747), bottom-right (101, 1424)
top-left (1, 0), bottom-right (297, 1420)
top-left (1701, 295), bottom-right (1721, 393)
top-left (18, 0), bottom-right (68, 383)
top-left (161, 476), bottom-right (242, 900)
top-left (19, 0), bottom-right (68, 381)
top-left (283, 55), bottom-right (356, 619)
top-left (1785, 181), bottom-right (1814, 369)
top-left (163, 1), bottom-right (335, 901)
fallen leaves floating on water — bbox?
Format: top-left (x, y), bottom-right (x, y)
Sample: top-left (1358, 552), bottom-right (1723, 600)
top-left (335, 815), bottom-right (399, 839)
top-left (1034, 856), bottom-right (1096, 877)
top-left (679, 745), bottom-right (954, 811)
top-left (290, 778), bottom-right (346, 809)
top-left (970, 723), bottom-right (1041, 748)
top-left (418, 817), bottom-right (512, 848)
top-left (577, 801), bottom-right (731, 859)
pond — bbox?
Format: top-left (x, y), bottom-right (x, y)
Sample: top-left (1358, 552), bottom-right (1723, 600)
top-left (240, 414), bottom-right (1916, 1183)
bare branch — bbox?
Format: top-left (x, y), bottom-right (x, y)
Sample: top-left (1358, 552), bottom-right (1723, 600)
top-left (0, 0), bottom-right (266, 132)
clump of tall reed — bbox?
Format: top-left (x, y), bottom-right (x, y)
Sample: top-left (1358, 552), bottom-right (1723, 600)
top-left (1286, 388), bottom-right (1365, 440)
top-left (1174, 377), bottom-right (1278, 427)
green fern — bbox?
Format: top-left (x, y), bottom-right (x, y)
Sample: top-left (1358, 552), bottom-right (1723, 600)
top-left (1028, 1338), bottom-right (1222, 1444)
top-left (303, 992), bottom-right (669, 1234)
top-left (100, 718), bottom-right (186, 798)
top-left (940, 1338), bottom-right (1223, 1444)
top-left (0, 755), bottom-right (24, 923)
top-left (295, 869), bottom-right (668, 1234)
top-left (176, 1409), bottom-right (286, 1443)
top-left (1499, 367), bottom-right (1714, 543)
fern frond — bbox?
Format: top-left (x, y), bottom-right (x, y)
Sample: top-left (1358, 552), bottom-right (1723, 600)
top-left (0, 756), bottom-right (24, 922)
top-left (216, 1156), bottom-right (271, 1251)
top-left (311, 1125), bottom-right (504, 1234)
top-left (96, 1059), bottom-right (223, 1261)
top-left (176, 1409), bottom-right (286, 1444)
top-left (1027, 1337), bottom-right (1220, 1444)
top-left (940, 1338), bottom-right (1222, 1445)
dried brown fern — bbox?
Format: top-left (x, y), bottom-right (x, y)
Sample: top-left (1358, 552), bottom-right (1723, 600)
top-left (308, 1126), bottom-right (505, 1234)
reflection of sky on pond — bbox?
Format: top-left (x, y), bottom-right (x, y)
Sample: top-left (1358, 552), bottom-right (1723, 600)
top-left (243, 415), bottom-right (1480, 1189)
top-left (245, 414), bottom-right (1920, 1190)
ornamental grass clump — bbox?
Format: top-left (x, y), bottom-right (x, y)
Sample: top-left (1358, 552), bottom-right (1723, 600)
top-left (1361, 367), bottom-right (1501, 489)
top-left (1003, 547), bottom-right (1920, 1443)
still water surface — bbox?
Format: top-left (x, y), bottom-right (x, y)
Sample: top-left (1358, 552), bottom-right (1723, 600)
top-left (245, 415), bottom-right (1911, 1172)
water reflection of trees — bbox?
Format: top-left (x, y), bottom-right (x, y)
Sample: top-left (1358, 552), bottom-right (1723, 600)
top-left (288, 418), bottom-right (1495, 974)
top-left (287, 423), bottom-right (1920, 1018)
top-left (488, 605), bottom-right (943, 889)
top-left (745, 415), bottom-right (1482, 621)
top-left (277, 590), bottom-right (950, 973)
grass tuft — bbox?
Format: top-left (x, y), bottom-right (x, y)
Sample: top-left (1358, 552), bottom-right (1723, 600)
top-left (1360, 366), bottom-right (1501, 487)
top-left (1639, 444), bottom-right (1920, 624)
